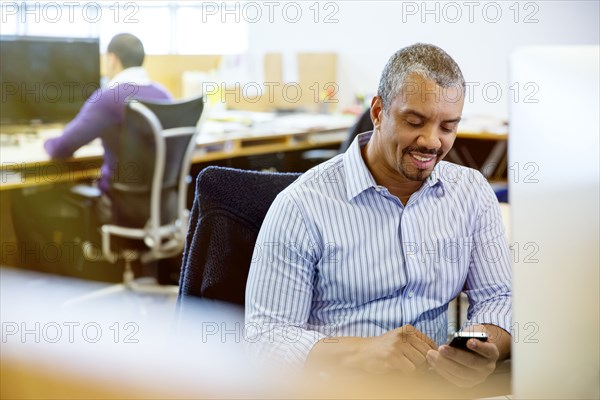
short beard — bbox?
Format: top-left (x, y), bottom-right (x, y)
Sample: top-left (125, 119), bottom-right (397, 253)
top-left (398, 146), bottom-right (442, 181)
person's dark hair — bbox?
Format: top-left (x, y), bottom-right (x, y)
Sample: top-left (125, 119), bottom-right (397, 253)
top-left (107, 33), bottom-right (145, 68)
top-left (377, 43), bottom-right (465, 111)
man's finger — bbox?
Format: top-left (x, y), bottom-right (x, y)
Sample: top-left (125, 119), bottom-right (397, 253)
top-left (393, 325), bottom-right (438, 358)
top-left (409, 336), bottom-right (438, 356)
top-left (441, 344), bottom-right (499, 371)
top-left (403, 344), bottom-right (428, 367)
top-left (466, 339), bottom-right (499, 360)
top-left (399, 325), bottom-right (438, 349)
top-left (428, 348), bottom-right (492, 388)
top-left (429, 348), bottom-right (488, 380)
top-left (415, 330), bottom-right (439, 349)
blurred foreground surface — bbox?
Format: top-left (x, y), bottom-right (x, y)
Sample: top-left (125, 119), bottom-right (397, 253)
top-left (1, 267), bottom-right (510, 399)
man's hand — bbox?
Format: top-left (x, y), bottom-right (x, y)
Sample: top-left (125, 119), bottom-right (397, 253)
top-left (426, 337), bottom-right (498, 387)
top-left (426, 324), bottom-right (511, 388)
top-left (307, 324), bottom-right (437, 375)
top-left (345, 325), bottom-right (438, 374)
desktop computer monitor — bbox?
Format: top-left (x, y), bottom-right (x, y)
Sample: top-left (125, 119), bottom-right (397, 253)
top-left (509, 45), bottom-right (599, 398)
top-left (0, 35), bottom-right (100, 126)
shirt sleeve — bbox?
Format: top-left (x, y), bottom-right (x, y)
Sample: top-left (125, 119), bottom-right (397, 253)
top-left (244, 192), bottom-right (327, 368)
top-left (44, 88), bottom-right (114, 159)
top-left (464, 175), bottom-right (513, 337)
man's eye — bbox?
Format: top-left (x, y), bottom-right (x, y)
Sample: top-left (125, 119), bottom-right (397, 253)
top-left (441, 125), bottom-right (456, 133)
top-left (407, 120), bottom-right (422, 127)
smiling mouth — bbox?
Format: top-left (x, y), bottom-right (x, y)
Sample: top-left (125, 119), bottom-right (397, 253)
top-left (410, 153), bottom-right (435, 163)
top-left (408, 150), bottom-right (438, 167)
top-left (401, 147), bottom-right (442, 176)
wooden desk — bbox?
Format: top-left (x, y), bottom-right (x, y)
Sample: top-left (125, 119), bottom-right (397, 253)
top-left (0, 114), bottom-right (353, 191)
top-left (0, 128), bottom-right (507, 191)
top-left (447, 121), bottom-right (509, 180)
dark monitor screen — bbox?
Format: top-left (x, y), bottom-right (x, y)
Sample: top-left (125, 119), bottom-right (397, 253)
top-left (0, 35), bottom-right (100, 125)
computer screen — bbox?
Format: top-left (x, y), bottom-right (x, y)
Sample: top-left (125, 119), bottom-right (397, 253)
top-left (0, 35), bottom-right (100, 125)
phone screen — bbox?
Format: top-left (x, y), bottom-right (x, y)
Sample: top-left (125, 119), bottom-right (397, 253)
top-left (448, 332), bottom-right (488, 351)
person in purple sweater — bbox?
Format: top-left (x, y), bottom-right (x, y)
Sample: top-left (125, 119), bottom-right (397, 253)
top-left (44, 33), bottom-right (172, 193)
top-left (12, 33), bottom-right (171, 280)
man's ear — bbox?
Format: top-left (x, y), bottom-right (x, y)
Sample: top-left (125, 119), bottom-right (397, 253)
top-left (106, 52), bottom-right (123, 74)
top-left (370, 96), bottom-right (384, 129)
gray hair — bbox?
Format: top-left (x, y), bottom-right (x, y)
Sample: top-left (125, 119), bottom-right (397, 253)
top-left (377, 43), bottom-right (465, 111)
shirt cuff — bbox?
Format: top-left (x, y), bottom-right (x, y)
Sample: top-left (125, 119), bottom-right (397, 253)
top-left (245, 323), bottom-right (328, 368)
top-left (464, 295), bottom-right (513, 337)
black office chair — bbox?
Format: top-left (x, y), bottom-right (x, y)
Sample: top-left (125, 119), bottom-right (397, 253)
top-left (75, 96), bottom-right (204, 289)
top-left (178, 166), bottom-right (301, 306)
top-left (302, 108), bottom-right (373, 161)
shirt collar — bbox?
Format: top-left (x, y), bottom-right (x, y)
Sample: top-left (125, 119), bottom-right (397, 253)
top-left (426, 164), bottom-right (443, 188)
top-left (343, 131), bottom-right (445, 201)
top-left (108, 67), bottom-right (151, 87)
top-left (424, 163), bottom-right (446, 198)
top-left (343, 131), bottom-right (378, 201)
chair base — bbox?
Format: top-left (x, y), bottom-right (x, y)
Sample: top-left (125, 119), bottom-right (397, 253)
top-left (63, 241), bottom-right (179, 306)
top-left (125, 278), bottom-right (179, 295)
top-left (63, 278), bottom-right (179, 307)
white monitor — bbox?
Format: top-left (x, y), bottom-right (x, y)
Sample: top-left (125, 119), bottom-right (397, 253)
top-left (509, 46), bottom-right (599, 398)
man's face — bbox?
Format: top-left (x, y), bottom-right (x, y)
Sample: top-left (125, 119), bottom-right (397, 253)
top-left (371, 73), bottom-right (464, 182)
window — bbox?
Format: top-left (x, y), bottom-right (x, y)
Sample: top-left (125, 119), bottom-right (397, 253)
top-left (175, 5), bottom-right (249, 54)
top-left (1, 2), bottom-right (248, 55)
top-left (0, 2), bottom-right (19, 35)
top-left (97, 4), bottom-right (172, 54)
top-left (20, 2), bottom-right (93, 38)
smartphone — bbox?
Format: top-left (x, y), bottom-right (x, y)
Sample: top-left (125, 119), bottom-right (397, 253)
top-left (448, 331), bottom-right (488, 351)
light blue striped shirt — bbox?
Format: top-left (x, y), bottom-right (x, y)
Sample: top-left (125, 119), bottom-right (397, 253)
top-left (245, 132), bottom-right (512, 366)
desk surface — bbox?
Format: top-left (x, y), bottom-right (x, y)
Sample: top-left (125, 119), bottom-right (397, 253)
top-left (0, 112), bottom-right (507, 190)
top-left (0, 112), bottom-right (356, 165)
top-left (0, 113), bottom-right (354, 190)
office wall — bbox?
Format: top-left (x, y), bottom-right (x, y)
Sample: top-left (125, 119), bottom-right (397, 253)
top-left (246, 1), bottom-right (599, 118)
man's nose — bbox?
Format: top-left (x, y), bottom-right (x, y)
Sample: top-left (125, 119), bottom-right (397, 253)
top-left (416, 127), bottom-right (442, 150)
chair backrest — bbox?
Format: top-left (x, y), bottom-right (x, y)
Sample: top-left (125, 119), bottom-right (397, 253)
top-left (178, 166), bottom-right (301, 305)
top-left (110, 96), bottom-right (204, 233)
top-left (339, 108), bottom-right (373, 152)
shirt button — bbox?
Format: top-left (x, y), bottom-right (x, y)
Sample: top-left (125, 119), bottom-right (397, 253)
top-left (375, 186), bottom-right (382, 192)
top-left (408, 291), bottom-right (414, 298)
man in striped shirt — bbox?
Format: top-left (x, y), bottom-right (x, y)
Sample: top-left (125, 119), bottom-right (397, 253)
top-left (245, 43), bottom-right (512, 388)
